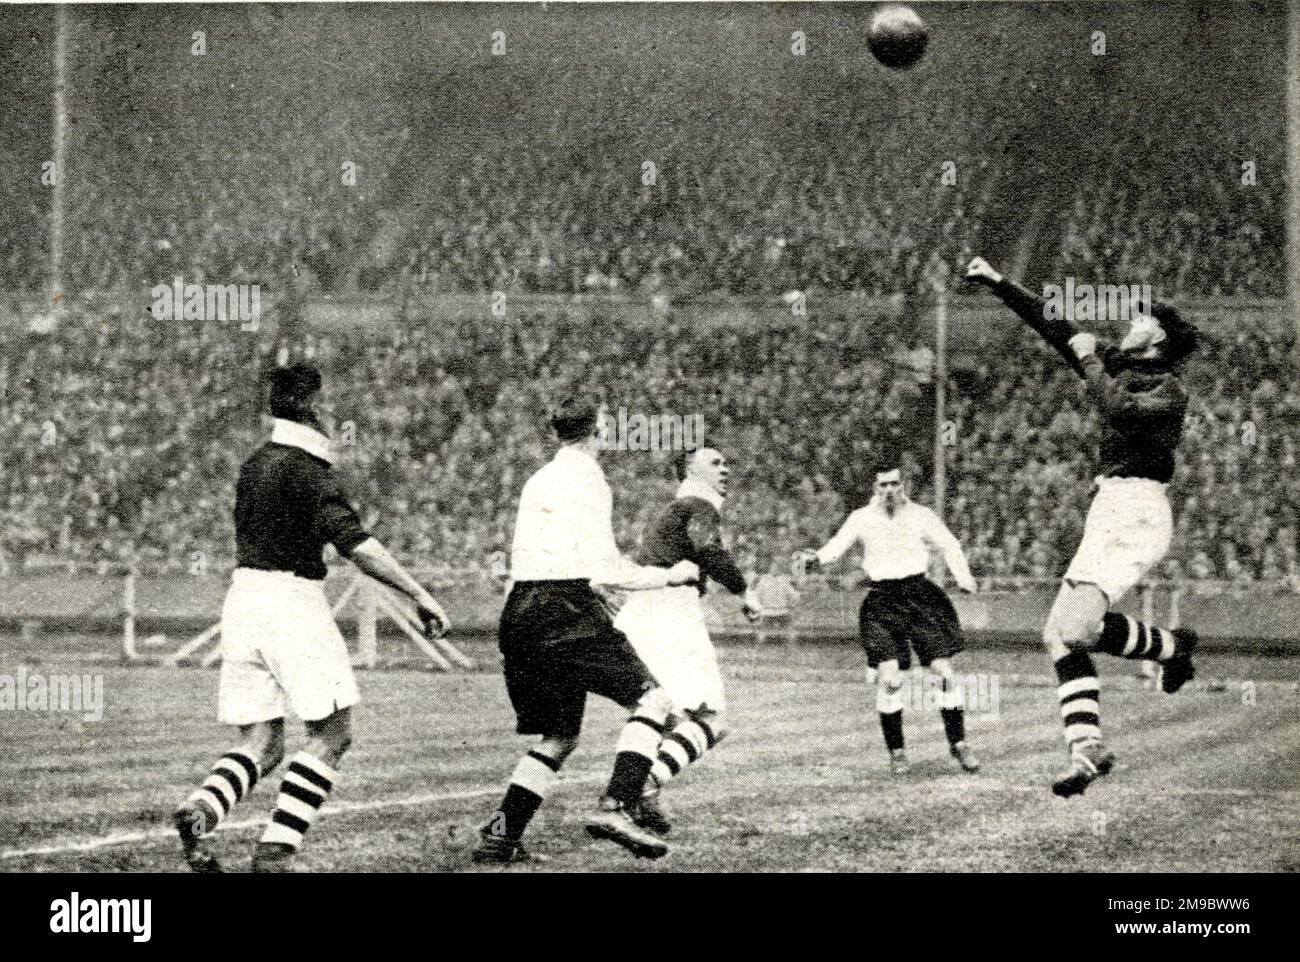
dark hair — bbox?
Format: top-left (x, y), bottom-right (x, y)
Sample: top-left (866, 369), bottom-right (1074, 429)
top-left (550, 396), bottom-right (598, 442)
top-left (871, 442), bottom-right (904, 480)
top-left (268, 363), bottom-right (322, 421)
top-left (1150, 301), bottom-right (1199, 366)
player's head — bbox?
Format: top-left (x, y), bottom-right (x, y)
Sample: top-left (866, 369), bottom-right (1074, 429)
top-left (268, 363), bottom-right (327, 429)
top-left (1121, 299), bottom-right (1199, 368)
top-left (871, 452), bottom-right (908, 513)
top-left (677, 446), bottom-right (730, 497)
top-left (550, 395), bottom-right (600, 448)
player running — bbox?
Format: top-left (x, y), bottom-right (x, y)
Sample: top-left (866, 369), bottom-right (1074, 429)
top-left (613, 447), bottom-right (762, 835)
top-left (794, 456), bottom-right (981, 775)
top-left (966, 256), bottom-right (1201, 797)
top-left (473, 397), bottom-right (699, 864)
top-left (173, 363), bottom-right (450, 873)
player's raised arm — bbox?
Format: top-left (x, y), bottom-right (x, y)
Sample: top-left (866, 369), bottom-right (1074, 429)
top-left (965, 256), bottom-right (1088, 377)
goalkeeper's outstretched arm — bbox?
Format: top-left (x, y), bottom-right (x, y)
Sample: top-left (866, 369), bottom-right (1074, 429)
top-left (964, 256), bottom-right (1087, 377)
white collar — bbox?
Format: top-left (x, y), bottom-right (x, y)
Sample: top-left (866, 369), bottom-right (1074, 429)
top-left (555, 444), bottom-right (600, 471)
top-left (868, 493), bottom-right (910, 516)
top-left (677, 477), bottom-right (724, 511)
top-left (270, 418), bottom-right (335, 465)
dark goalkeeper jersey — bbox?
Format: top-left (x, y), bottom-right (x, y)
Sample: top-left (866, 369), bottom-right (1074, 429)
top-left (990, 277), bottom-right (1188, 484)
top-left (634, 495), bottom-right (747, 596)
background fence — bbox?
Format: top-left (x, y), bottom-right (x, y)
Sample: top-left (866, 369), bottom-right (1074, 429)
top-left (0, 570), bottom-right (1295, 654)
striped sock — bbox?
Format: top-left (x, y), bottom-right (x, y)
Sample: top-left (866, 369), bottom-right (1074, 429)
top-left (876, 685), bottom-right (905, 752)
top-left (183, 750), bottom-right (260, 832)
top-left (939, 677), bottom-right (966, 746)
top-left (491, 750), bottom-right (563, 841)
top-left (1055, 651), bottom-right (1101, 749)
top-left (649, 715), bottom-right (720, 789)
top-left (606, 710), bottom-right (668, 805)
top-left (1095, 613), bottom-right (1177, 661)
top-left (259, 752), bottom-right (337, 851)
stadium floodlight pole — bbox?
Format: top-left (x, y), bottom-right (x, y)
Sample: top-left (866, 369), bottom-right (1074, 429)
top-left (1289, 0), bottom-right (1300, 339)
top-left (932, 277), bottom-right (949, 523)
top-left (50, 4), bottom-right (69, 306)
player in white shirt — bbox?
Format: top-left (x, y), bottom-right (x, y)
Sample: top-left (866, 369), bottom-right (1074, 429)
top-left (794, 461), bottom-right (980, 775)
top-left (474, 397), bottom-right (699, 863)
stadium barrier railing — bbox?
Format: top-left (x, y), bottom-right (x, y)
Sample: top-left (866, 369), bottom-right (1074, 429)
top-left (0, 567), bottom-right (1295, 662)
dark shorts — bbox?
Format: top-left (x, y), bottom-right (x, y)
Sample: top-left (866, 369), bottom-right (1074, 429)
top-left (858, 574), bottom-right (964, 670)
top-left (498, 580), bottom-right (657, 738)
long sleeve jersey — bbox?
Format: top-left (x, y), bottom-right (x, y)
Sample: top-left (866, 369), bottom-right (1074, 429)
top-left (989, 277), bottom-right (1189, 483)
top-left (816, 497), bottom-right (977, 591)
top-left (634, 480), bottom-right (746, 596)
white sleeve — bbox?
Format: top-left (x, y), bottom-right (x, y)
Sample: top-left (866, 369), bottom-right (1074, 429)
top-left (921, 508), bottom-right (976, 590)
top-left (816, 511), bottom-right (861, 567)
top-left (586, 474), bottom-right (672, 591)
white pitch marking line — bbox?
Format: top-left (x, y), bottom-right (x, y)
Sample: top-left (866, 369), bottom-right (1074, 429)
top-left (3, 775), bottom-right (1295, 862)
top-left (1, 774), bottom-right (604, 861)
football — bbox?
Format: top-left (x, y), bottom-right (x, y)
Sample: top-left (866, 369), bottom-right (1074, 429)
top-left (868, 5), bottom-right (929, 69)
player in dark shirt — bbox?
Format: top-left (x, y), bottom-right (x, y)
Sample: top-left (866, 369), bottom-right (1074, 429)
top-left (967, 257), bottom-right (1202, 797)
top-left (614, 447), bottom-right (761, 834)
top-left (173, 364), bottom-right (449, 872)
top-left (634, 471), bottom-right (749, 597)
top-left (233, 439), bottom-right (369, 580)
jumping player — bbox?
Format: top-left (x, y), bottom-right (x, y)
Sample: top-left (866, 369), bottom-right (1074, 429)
top-left (173, 364), bottom-right (450, 872)
top-left (794, 458), bottom-right (980, 775)
top-left (613, 447), bottom-right (762, 835)
top-left (966, 256), bottom-right (1200, 797)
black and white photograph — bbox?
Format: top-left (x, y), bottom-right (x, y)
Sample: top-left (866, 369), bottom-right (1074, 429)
top-left (0, 0), bottom-right (1294, 921)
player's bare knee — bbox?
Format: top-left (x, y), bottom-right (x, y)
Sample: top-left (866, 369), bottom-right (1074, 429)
top-left (240, 720), bottom-right (285, 773)
top-left (1041, 631), bottom-right (1070, 660)
top-left (307, 710), bottom-right (352, 764)
top-left (928, 658), bottom-right (955, 681)
top-left (876, 682), bottom-right (906, 713)
top-left (635, 686), bottom-right (674, 724)
top-left (259, 728), bottom-right (286, 773)
top-left (878, 666), bottom-right (905, 694)
top-left (1058, 610), bottom-right (1103, 650)
top-left (1045, 583), bottom-right (1107, 653)
top-left (539, 734), bottom-right (579, 763)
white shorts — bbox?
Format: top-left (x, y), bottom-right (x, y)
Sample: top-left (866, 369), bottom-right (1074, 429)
top-left (218, 568), bottom-right (361, 725)
top-left (615, 585), bottom-right (725, 714)
top-left (1063, 477), bottom-right (1173, 604)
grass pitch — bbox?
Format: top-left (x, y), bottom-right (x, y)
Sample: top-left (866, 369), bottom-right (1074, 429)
top-left (1, 636), bottom-right (1297, 872)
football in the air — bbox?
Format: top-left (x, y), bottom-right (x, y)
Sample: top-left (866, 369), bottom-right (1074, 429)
top-left (868, 5), bottom-right (929, 70)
